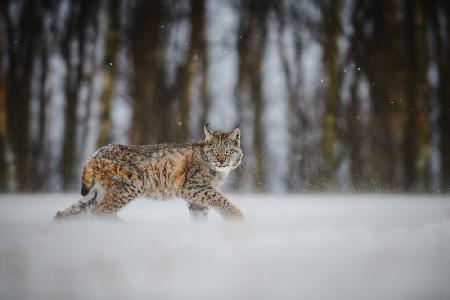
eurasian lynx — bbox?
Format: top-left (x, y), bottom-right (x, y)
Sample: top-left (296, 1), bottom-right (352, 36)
top-left (54, 125), bottom-right (243, 220)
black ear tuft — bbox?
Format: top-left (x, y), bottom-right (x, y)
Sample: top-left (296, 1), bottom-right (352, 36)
top-left (204, 123), bottom-right (214, 141)
top-left (229, 127), bottom-right (240, 146)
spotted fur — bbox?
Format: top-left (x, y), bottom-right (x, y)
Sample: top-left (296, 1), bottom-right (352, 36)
top-left (54, 126), bottom-right (243, 221)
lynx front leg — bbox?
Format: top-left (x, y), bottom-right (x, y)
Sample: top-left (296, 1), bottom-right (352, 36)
top-left (181, 186), bottom-right (243, 220)
top-left (187, 203), bottom-right (209, 220)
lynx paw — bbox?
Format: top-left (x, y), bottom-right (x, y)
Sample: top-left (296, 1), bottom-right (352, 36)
top-left (53, 211), bottom-right (67, 221)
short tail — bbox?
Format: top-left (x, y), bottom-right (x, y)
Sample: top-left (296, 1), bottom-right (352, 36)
top-left (81, 160), bottom-right (94, 196)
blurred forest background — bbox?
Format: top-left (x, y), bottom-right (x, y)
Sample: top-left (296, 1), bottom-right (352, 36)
top-left (0, 0), bottom-right (449, 193)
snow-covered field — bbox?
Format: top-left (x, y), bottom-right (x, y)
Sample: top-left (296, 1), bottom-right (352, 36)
top-left (1, 194), bottom-right (450, 300)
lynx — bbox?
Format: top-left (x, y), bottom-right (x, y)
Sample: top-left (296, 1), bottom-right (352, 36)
top-left (54, 125), bottom-right (243, 220)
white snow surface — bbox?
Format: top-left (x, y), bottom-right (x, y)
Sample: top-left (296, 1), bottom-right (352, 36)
top-left (1, 193), bottom-right (450, 300)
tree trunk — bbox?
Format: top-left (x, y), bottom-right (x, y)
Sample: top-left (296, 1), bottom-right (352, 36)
top-left (0, 39), bottom-right (6, 191)
top-left (402, 0), bottom-right (430, 192)
top-left (368, 0), bottom-right (405, 191)
top-left (234, 0), bottom-right (269, 192)
top-left (131, 0), bottom-right (170, 145)
top-left (1, 1), bottom-right (39, 191)
top-left (438, 1), bottom-right (450, 192)
top-left (97, 0), bottom-right (119, 147)
top-left (348, 80), bottom-right (363, 190)
top-left (61, 0), bottom-right (100, 191)
top-left (177, 0), bottom-right (206, 142)
top-left (320, 0), bottom-right (342, 189)
top-left (426, 1), bottom-right (450, 192)
top-left (33, 40), bottom-right (50, 191)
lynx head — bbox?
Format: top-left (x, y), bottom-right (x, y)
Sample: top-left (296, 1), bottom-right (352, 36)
top-left (203, 124), bottom-right (242, 172)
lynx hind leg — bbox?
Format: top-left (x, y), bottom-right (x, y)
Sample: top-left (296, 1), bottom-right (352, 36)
top-left (92, 180), bottom-right (141, 216)
top-left (54, 185), bottom-right (105, 221)
top-left (188, 203), bottom-right (209, 220)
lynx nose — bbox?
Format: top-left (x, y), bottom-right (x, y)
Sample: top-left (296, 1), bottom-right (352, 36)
top-left (217, 155), bottom-right (226, 164)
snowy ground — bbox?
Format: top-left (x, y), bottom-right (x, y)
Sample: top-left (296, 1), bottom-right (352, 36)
top-left (1, 194), bottom-right (450, 300)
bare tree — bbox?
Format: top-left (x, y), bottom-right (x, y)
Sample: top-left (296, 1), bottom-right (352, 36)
top-left (428, 1), bottom-right (450, 192)
top-left (130, 0), bottom-right (171, 144)
top-left (402, 0), bottom-right (430, 192)
top-left (319, 0), bottom-right (343, 189)
top-left (97, 0), bottom-right (120, 147)
top-left (0, 21), bottom-right (7, 190)
top-left (1, 0), bottom-right (41, 191)
top-left (177, 0), bottom-right (207, 142)
top-left (234, 0), bottom-right (270, 192)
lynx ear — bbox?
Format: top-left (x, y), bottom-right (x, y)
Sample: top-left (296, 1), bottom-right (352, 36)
top-left (204, 123), bottom-right (214, 141)
top-left (229, 127), bottom-right (240, 146)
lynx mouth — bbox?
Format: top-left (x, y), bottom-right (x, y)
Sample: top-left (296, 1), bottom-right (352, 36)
top-left (214, 165), bottom-right (234, 172)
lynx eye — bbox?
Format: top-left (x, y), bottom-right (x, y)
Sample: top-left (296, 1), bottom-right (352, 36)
top-left (226, 149), bottom-right (235, 155)
top-left (210, 148), bottom-right (218, 155)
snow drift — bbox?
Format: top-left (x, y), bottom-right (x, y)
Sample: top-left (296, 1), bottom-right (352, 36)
top-left (1, 194), bottom-right (450, 300)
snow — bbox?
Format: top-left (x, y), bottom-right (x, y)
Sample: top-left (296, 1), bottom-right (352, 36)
top-left (1, 194), bottom-right (450, 300)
